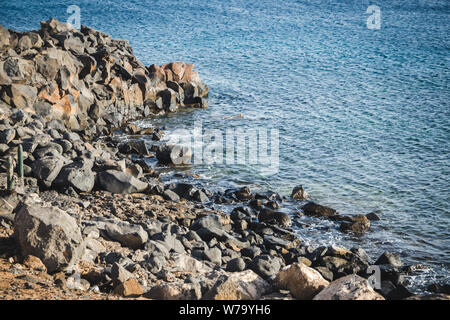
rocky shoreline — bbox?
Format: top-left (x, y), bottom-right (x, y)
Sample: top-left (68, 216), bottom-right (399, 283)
top-left (0, 19), bottom-right (448, 300)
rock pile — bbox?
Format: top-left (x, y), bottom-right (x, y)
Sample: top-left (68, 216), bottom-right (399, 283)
top-left (0, 18), bottom-right (208, 134)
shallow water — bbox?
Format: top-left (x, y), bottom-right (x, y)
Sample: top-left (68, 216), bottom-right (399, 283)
top-left (2, 0), bottom-right (449, 291)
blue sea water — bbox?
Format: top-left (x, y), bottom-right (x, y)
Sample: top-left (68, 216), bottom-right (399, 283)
top-left (1, 0), bottom-right (449, 291)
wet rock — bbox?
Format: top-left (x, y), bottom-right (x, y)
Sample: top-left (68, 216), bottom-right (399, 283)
top-left (258, 208), bottom-right (291, 228)
top-left (275, 262), bottom-right (329, 300)
top-left (156, 144), bottom-right (192, 166)
top-left (98, 170), bottom-right (148, 194)
top-left (302, 202), bottom-right (337, 218)
top-left (339, 215), bottom-right (371, 235)
top-left (291, 185), bottom-right (311, 200)
top-left (204, 270), bottom-right (271, 300)
top-left (14, 204), bottom-right (85, 273)
top-left (313, 274), bottom-right (385, 300)
top-left (105, 221), bottom-right (148, 249)
top-left (225, 186), bottom-right (253, 201)
top-left (193, 190), bottom-right (209, 203)
top-left (366, 211), bottom-right (381, 221)
top-left (427, 283), bottom-right (450, 295)
top-left (374, 251), bottom-right (403, 267)
top-left (377, 281), bottom-right (413, 300)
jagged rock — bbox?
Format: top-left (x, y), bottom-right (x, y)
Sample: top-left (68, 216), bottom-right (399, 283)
top-left (203, 247), bottom-right (222, 265)
top-left (275, 262), bottom-right (329, 299)
top-left (111, 262), bottom-right (133, 286)
top-left (374, 252), bottom-right (403, 267)
top-left (113, 278), bottom-right (143, 297)
top-left (0, 128), bottom-right (15, 144)
top-left (249, 254), bottom-right (282, 279)
top-left (291, 185), bottom-right (311, 200)
top-left (10, 84), bottom-right (38, 109)
top-left (54, 158), bottom-right (95, 192)
top-left (98, 170), bottom-right (148, 194)
top-left (104, 221), bottom-right (148, 249)
top-left (313, 274), bottom-right (385, 300)
top-left (14, 204), bottom-right (85, 273)
top-left (31, 155), bottom-right (68, 187)
top-left (204, 270), bottom-right (271, 300)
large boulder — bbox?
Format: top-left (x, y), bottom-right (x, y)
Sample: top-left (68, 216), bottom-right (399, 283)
top-left (14, 204), bottom-right (85, 273)
top-left (31, 155), bottom-right (68, 187)
top-left (98, 170), bottom-right (148, 194)
top-left (54, 158), bottom-right (96, 192)
top-left (204, 270), bottom-right (271, 300)
top-left (275, 262), bottom-right (329, 300)
top-left (313, 274), bottom-right (385, 300)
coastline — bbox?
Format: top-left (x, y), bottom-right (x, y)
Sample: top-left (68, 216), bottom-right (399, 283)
top-left (0, 19), bottom-right (448, 300)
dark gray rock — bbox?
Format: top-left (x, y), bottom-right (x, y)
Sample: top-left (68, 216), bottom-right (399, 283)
top-left (14, 204), bottom-right (85, 273)
top-left (162, 189), bottom-right (180, 202)
top-left (54, 158), bottom-right (95, 192)
top-left (203, 247), bottom-right (222, 265)
top-left (105, 221), bottom-right (148, 249)
top-left (98, 170), bottom-right (148, 194)
top-left (226, 257), bottom-right (246, 272)
top-left (302, 202), bottom-right (337, 218)
top-left (0, 128), bottom-right (15, 144)
top-left (31, 155), bottom-right (68, 187)
top-left (375, 252), bottom-right (403, 267)
top-left (291, 185), bottom-right (310, 200)
top-left (249, 254), bottom-right (282, 279)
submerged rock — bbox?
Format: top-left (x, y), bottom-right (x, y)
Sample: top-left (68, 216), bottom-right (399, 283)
top-left (302, 202), bottom-right (337, 218)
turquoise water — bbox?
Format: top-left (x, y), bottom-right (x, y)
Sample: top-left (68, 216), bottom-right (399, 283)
top-left (1, 0), bottom-right (449, 290)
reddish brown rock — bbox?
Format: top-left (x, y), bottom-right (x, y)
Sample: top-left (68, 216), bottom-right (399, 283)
top-left (114, 278), bottom-right (143, 297)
